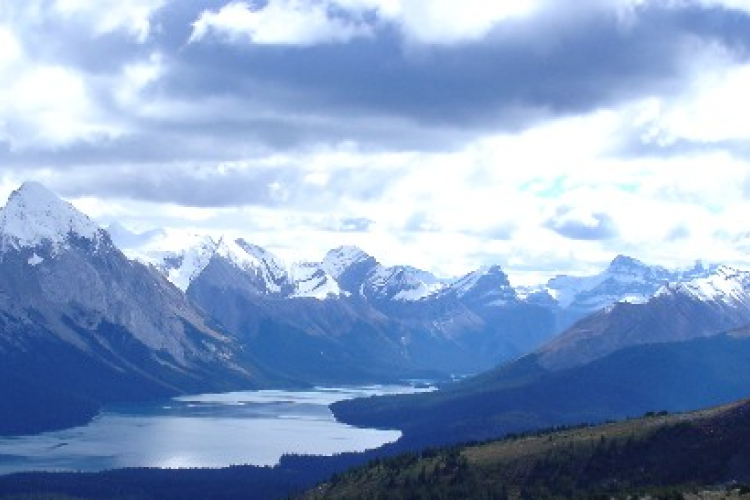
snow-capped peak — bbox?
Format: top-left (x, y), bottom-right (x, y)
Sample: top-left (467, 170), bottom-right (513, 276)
top-left (658, 265), bottom-right (750, 304)
top-left (0, 181), bottom-right (104, 252)
top-left (451, 265), bottom-right (509, 293)
top-left (235, 239), bottom-right (288, 279)
top-left (148, 233), bottom-right (219, 292)
top-left (607, 254), bottom-right (649, 272)
top-left (215, 237), bottom-right (288, 294)
top-left (364, 264), bottom-right (445, 301)
top-left (321, 245), bottom-right (374, 279)
top-left (447, 265), bottom-right (515, 304)
top-left (547, 254), bottom-right (683, 310)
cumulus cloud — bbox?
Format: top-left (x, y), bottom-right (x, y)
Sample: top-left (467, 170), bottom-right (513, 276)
top-left (545, 207), bottom-right (618, 241)
top-left (362, 0), bottom-right (539, 44)
top-left (0, 63), bottom-right (122, 149)
top-left (0, 2), bottom-right (166, 150)
top-left (700, 0), bottom-right (750, 15)
top-left (189, 1), bottom-right (373, 45)
top-left (639, 62), bottom-right (750, 146)
top-left (52, 0), bottom-right (166, 42)
top-left (188, 0), bottom-right (540, 47)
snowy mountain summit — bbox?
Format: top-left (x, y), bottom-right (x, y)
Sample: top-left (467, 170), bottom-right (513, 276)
top-left (321, 246), bottom-right (375, 281)
top-left (657, 265), bottom-right (750, 305)
top-left (123, 231), bottom-right (343, 299)
top-left (446, 265), bottom-right (516, 305)
top-left (0, 182), bottom-right (105, 252)
top-left (546, 254), bottom-right (716, 313)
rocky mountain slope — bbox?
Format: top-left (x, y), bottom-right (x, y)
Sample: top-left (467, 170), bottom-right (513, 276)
top-left (108, 217), bottom-right (722, 383)
top-left (0, 183), bottom-right (270, 434)
top-left (123, 231), bottom-right (559, 379)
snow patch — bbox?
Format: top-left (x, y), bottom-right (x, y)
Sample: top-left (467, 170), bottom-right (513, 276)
top-left (392, 281), bottom-right (445, 301)
top-left (27, 253), bottom-right (44, 266)
top-left (289, 262), bottom-right (341, 299)
top-left (663, 266), bottom-right (750, 304)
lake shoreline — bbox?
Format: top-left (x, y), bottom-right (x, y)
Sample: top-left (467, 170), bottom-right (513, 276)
top-left (0, 384), bottom-right (431, 475)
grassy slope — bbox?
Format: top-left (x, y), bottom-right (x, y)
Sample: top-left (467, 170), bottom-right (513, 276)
top-left (305, 397), bottom-right (750, 499)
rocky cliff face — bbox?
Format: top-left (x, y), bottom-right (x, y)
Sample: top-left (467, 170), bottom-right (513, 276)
top-left (0, 183), bottom-right (270, 434)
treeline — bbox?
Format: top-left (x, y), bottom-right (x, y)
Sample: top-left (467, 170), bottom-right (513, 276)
top-left (303, 399), bottom-right (750, 499)
top-left (0, 444), bottom-right (419, 500)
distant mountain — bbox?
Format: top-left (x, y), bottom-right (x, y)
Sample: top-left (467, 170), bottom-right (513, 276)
top-left (0, 183), bottom-right (271, 435)
top-left (130, 236), bottom-right (558, 380)
top-left (123, 231), bottom-right (343, 299)
top-left (539, 265), bottom-right (750, 370)
top-left (114, 221), bottom-right (726, 383)
top-left (332, 266), bottom-right (750, 447)
top-left (321, 245), bottom-right (378, 295)
top-left (541, 254), bottom-right (716, 328)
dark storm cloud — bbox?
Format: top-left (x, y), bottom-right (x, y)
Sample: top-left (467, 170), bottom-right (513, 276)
top-left (13, 0), bottom-right (750, 164)
top-left (163, 2), bottom-right (745, 156)
top-left (160, 3), bottom-right (750, 137)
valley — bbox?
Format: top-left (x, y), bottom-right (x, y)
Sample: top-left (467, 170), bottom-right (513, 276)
top-left (3, 1), bottom-right (750, 498)
top-left (2, 182), bottom-right (750, 499)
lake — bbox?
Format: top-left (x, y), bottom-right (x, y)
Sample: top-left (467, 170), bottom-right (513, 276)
top-left (0, 385), bottom-right (429, 474)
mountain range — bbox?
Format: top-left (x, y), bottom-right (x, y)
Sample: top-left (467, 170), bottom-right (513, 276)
top-left (110, 217), bottom-right (719, 380)
top-left (0, 181), bottom-right (736, 437)
top-left (332, 263), bottom-right (750, 447)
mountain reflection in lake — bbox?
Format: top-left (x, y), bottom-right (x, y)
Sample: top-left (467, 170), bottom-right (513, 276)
top-left (0, 385), bottom-right (430, 474)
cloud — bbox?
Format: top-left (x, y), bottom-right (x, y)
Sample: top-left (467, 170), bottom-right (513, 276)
top-left (369, 0), bottom-right (539, 45)
top-left (700, 0), bottom-right (750, 15)
top-left (3, 0), bottom-right (750, 284)
top-left (5, 0), bottom-right (749, 159)
top-left (667, 224), bottom-right (691, 241)
top-left (172, 0), bottom-right (750, 150)
top-left (52, 0), bottom-right (167, 42)
top-left (403, 212), bottom-right (441, 233)
top-left (188, 0), bottom-right (541, 47)
top-left (189, 1), bottom-right (373, 46)
top-left (0, 63), bottom-right (123, 149)
top-left (327, 216), bottom-right (374, 232)
top-left (638, 62), bottom-right (750, 147)
top-left (107, 221), bottom-right (167, 249)
top-left (546, 206), bottom-right (618, 241)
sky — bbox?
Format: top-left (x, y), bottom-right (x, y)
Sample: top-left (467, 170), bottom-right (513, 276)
top-left (2, 0), bottom-right (750, 284)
